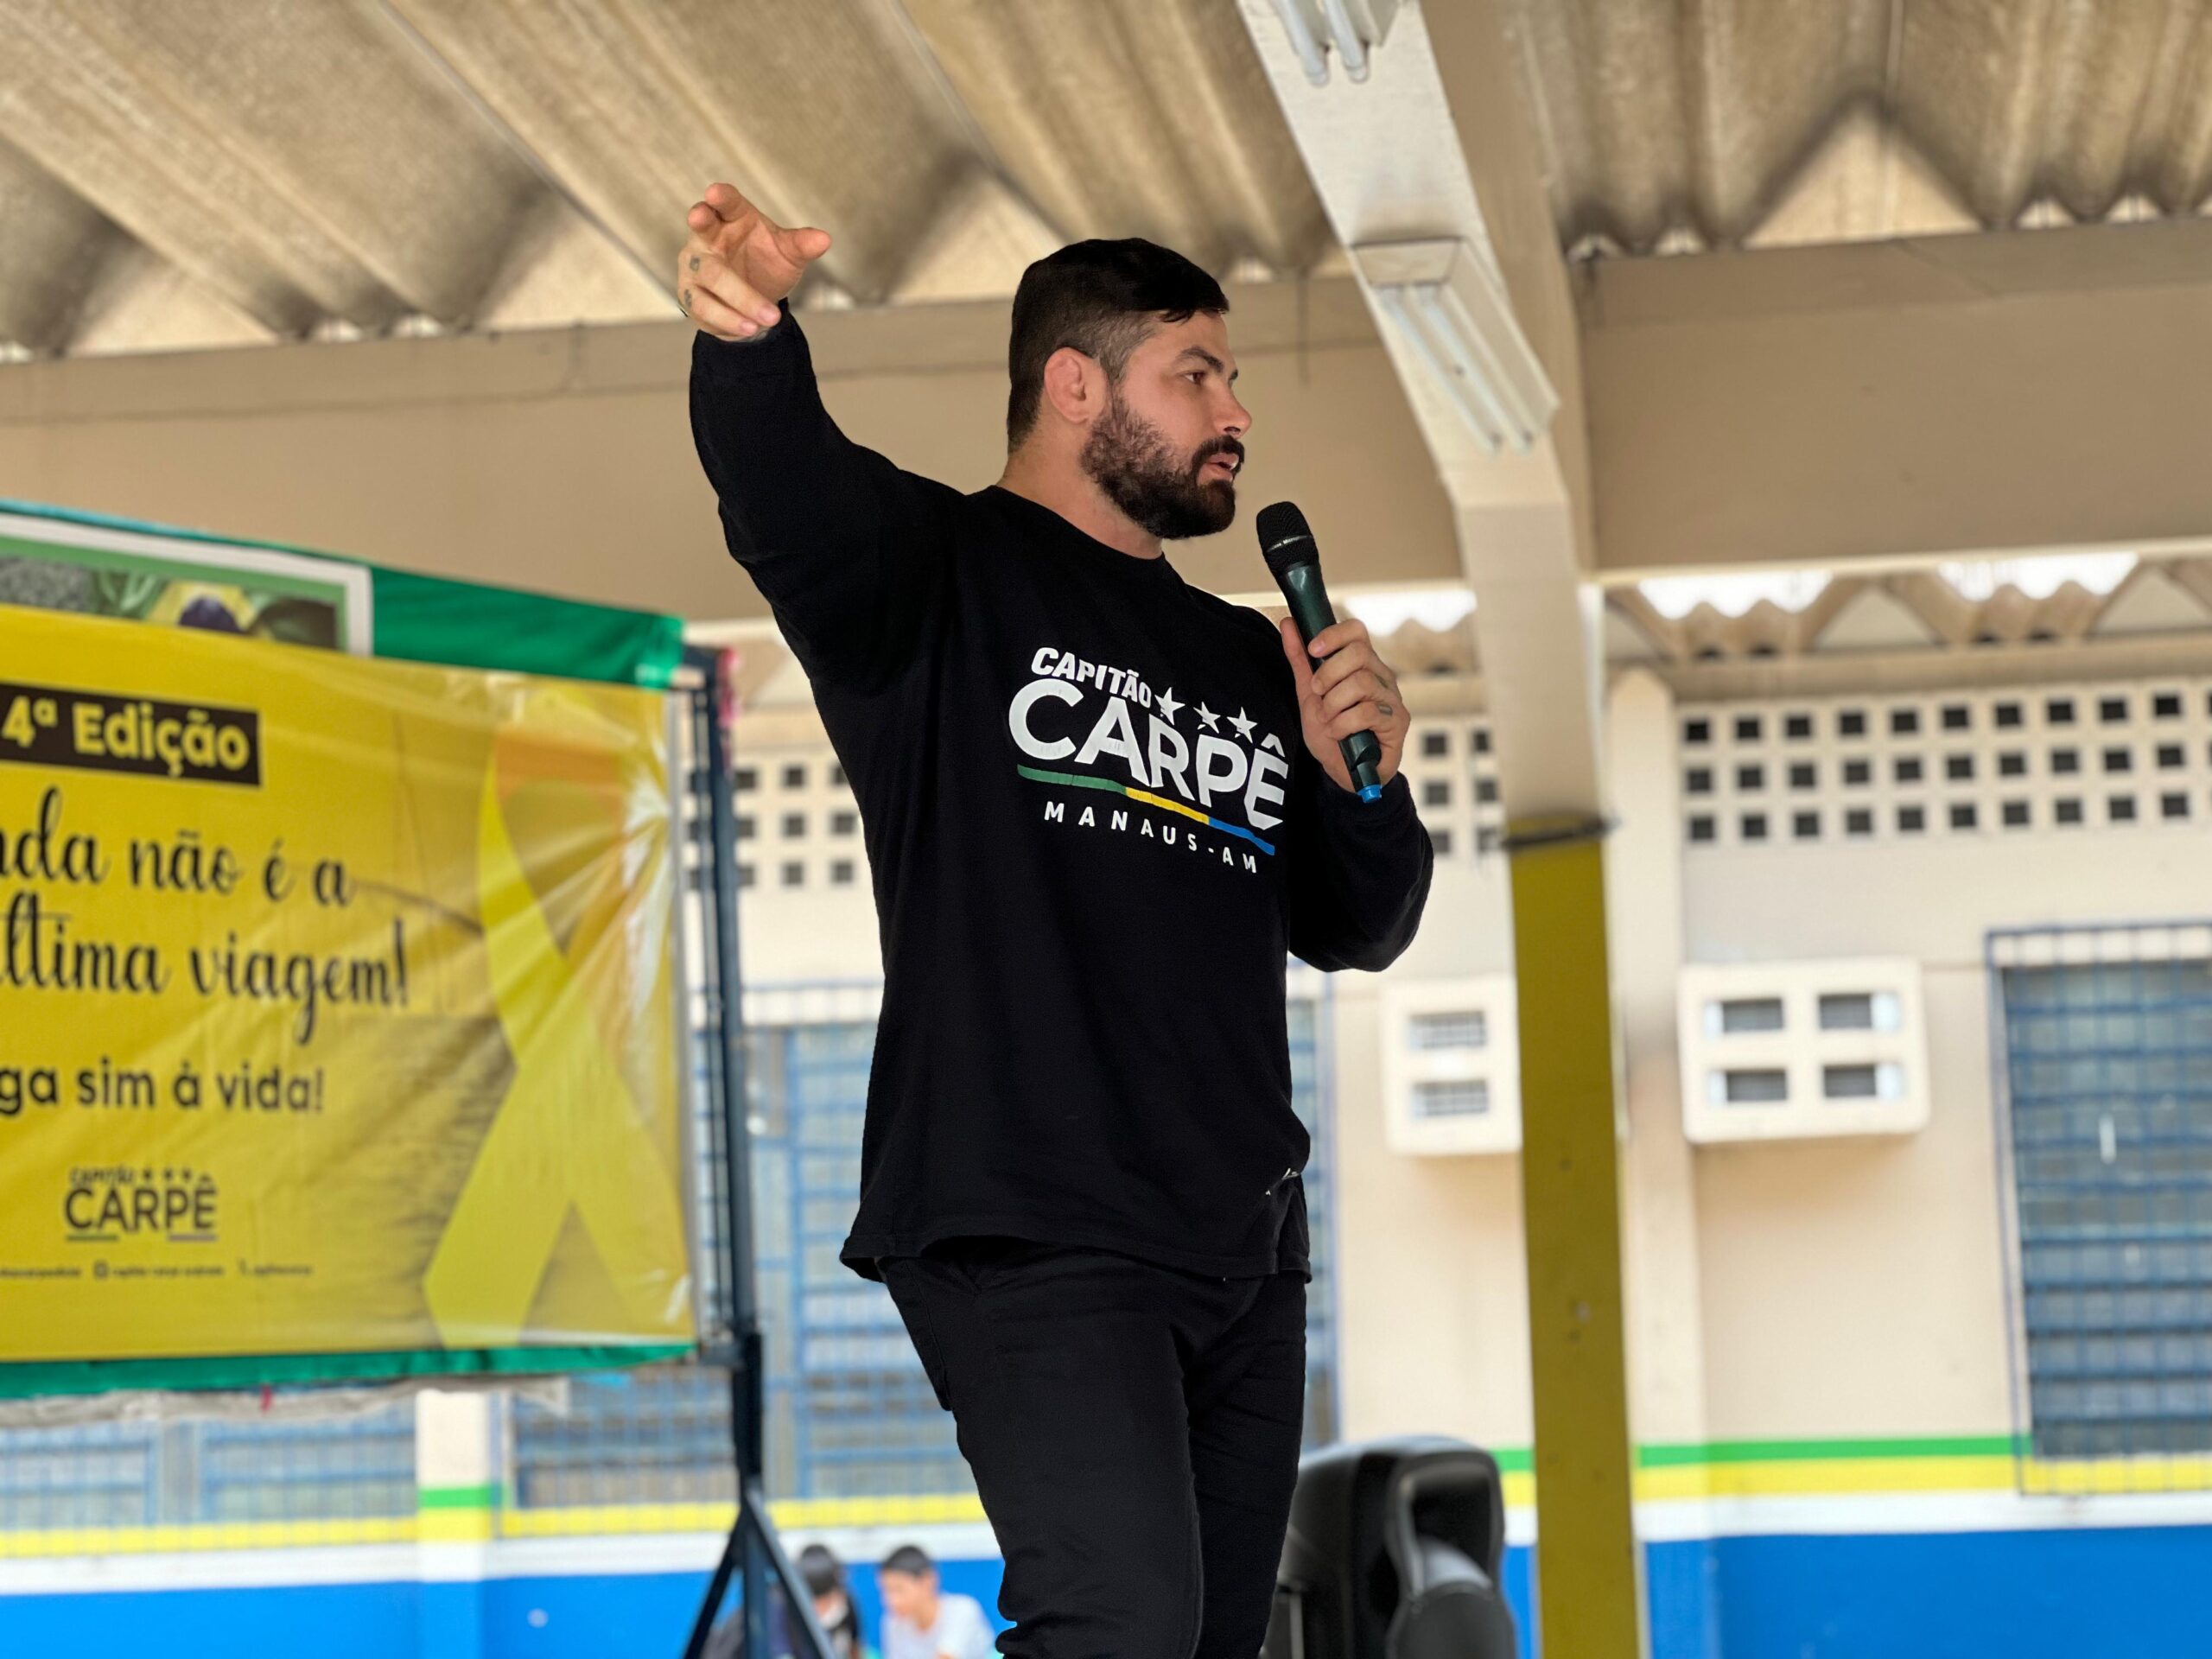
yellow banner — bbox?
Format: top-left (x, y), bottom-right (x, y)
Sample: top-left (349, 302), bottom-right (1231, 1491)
top-left (0, 605), bottom-right (693, 1362)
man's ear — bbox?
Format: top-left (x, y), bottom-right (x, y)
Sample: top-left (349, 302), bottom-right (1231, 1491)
top-left (1039, 345), bottom-right (1101, 429)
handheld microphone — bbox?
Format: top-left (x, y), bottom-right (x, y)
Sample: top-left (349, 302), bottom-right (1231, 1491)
top-left (1257, 500), bottom-right (1384, 803)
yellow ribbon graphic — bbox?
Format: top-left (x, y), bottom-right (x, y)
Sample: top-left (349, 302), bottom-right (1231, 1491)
top-left (422, 692), bottom-right (690, 1347)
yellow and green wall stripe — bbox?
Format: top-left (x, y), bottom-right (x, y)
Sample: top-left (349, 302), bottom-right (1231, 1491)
top-left (8, 1435), bottom-right (2204, 1560)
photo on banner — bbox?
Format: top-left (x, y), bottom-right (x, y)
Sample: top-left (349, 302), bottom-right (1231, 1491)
top-left (0, 507), bottom-right (372, 656)
top-left (0, 605), bottom-right (694, 1374)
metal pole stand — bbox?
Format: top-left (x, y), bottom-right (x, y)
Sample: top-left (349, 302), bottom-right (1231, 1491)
top-left (679, 647), bottom-right (835, 1659)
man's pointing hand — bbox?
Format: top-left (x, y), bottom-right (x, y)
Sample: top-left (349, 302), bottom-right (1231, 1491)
top-left (677, 181), bottom-right (832, 341)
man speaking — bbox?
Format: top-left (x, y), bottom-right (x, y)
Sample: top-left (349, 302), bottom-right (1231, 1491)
top-left (683, 181), bottom-right (1432, 1658)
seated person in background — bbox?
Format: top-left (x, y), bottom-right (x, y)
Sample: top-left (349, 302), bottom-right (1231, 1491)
top-left (878, 1544), bottom-right (995, 1659)
top-left (799, 1541), bottom-right (872, 1659)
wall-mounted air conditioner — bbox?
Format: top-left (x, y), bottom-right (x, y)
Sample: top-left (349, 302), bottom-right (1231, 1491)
top-left (1381, 975), bottom-right (1520, 1154)
top-left (1677, 958), bottom-right (1929, 1144)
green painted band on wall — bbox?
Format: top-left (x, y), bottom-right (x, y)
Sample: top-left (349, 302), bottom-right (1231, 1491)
top-left (1414, 1435), bottom-right (2023, 1476)
top-left (1638, 1434), bottom-right (2021, 1467)
top-left (403, 1446), bottom-right (2021, 1520)
top-left (419, 1484), bottom-right (501, 1512)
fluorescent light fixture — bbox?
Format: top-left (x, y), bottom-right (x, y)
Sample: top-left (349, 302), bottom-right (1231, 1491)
top-left (1266, 0), bottom-right (1400, 86)
top-left (1357, 238), bottom-right (1559, 455)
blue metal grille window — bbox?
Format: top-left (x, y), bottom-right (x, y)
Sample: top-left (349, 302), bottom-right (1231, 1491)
top-left (0, 1408), bottom-right (415, 1532)
top-left (0, 1423), bottom-right (156, 1531)
top-left (192, 1413), bottom-right (416, 1522)
top-left (509, 989), bottom-right (1344, 1509)
top-left (738, 998), bottom-right (1347, 1498)
top-left (753, 1019), bottom-right (964, 1501)
top-left (748, 1001), bottom-right (1341, 1498)
top-left (512, 1370), bottom-right (735, 1510)
top-left (1991, 923), bottom-right (2212, 1484)
top-left (1289, 994), bottom-right (1341, 1447)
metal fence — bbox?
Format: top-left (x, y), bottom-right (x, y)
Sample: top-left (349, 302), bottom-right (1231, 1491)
top-left (1991, 920), bottom-right (2212, 1492)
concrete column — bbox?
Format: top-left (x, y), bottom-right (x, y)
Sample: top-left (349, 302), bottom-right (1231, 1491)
top-left (1508, 818), bottom-right (1647, 1659)
top-left (416, 1387), bottom-right (501, 1659)
top-left (1607, 670), bottom-right (1722, 1656)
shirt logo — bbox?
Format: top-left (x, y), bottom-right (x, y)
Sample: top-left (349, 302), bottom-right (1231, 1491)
top-left (1007, 645), bottom-right (1287, 870)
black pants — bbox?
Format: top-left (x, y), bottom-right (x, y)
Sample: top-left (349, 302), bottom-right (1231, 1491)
top-left (880, 1237), bottom-right (1307, 1659)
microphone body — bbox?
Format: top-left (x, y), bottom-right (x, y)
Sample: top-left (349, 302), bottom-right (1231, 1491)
top-left (1257, 502), bottom-right (1385, 803)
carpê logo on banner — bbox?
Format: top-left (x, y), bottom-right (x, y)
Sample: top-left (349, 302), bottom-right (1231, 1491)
top-left (64, 1164), bottom-right (219, 1243)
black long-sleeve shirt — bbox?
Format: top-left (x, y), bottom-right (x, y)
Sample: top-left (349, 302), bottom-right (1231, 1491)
top-left (690, 307), bottom-right (1433, 1282)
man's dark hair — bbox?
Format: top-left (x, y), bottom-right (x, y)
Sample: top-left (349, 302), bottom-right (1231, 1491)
top-left (880, 1543), bottom-right (935, 1578)
top-left (1006, 238), bottom-right (1229, 446)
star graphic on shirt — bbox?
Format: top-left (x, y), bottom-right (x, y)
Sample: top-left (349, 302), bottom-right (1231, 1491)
top-left (1195, 701), bottom-right (1222, 732)
top-left (1156, 686), bottom-right (1184, 724)
top-left (1229, 707), bottom-right (1256, 742)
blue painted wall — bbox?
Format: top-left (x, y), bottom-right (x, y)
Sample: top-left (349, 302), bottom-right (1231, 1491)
top-left (4, 1529), bottom-right (2209, 1657)
top-left (0, 1579), bottom-right (422, 1655)
top-left (1714, 1526), bottom-right (2212, 1658)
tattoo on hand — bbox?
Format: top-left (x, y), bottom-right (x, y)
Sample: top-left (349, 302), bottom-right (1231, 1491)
top-left (1378, 702), bottom-right (1395, 717)
top-left (680, 288), bottom-right (692, 313)
top-left (688, 255), bottom-right (701, 272)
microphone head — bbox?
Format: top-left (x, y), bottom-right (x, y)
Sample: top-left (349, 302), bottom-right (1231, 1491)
top-left (1256, 500), bottom-right (1316, 577)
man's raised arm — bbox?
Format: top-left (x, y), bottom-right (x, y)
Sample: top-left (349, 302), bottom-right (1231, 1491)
top-left (682, 181), bottom-right (954, 690)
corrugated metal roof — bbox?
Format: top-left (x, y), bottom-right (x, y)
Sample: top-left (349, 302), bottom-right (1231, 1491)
top-left (1249, 546), bottom-right (2212, 676)
top-left (1503, 0), bottom-right (2212, 255)
top-left (0, 0), bottom-right (1327, 357)
top-left (1619, 555), bottom-right (2212, 661)
top-left (6, 2), bottom-right (2204, 359)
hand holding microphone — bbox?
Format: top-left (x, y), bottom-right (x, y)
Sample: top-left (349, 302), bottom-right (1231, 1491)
top-left (1258, 502), bottom-right (1411, 803)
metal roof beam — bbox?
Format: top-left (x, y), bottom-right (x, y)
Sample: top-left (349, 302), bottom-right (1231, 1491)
top-left (0, 277), bottom-right (1453, 621)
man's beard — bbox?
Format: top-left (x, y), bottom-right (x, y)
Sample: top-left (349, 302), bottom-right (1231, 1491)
top-left (1080, 391), bottom-right (1242, 541)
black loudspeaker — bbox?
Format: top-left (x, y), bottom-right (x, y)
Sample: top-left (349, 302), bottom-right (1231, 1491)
top-left (1263, 1436), bottom-right (1518, 1659)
